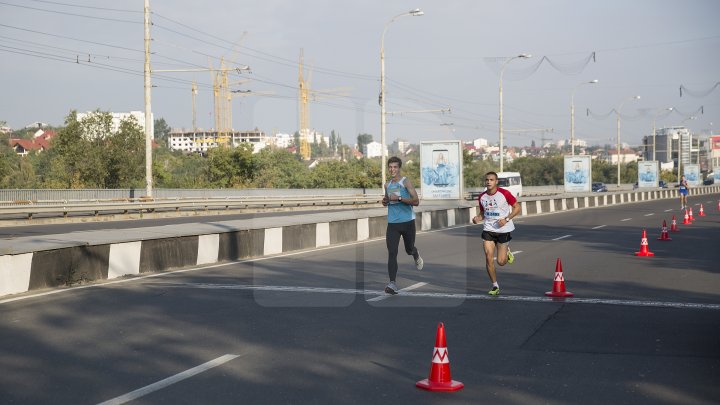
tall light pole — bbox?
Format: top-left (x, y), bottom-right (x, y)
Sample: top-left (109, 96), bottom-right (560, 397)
top-left (143, 0), bottom-right (153, 197)
top-left (570, 79), bottom-right (598, 155)
top-left (651, 107), bottom-right (673, 161)
top-left (380, 8), bottom-right (423, 187)
top-left (499, 54), bottom-right (531, 172)
top-left (615, 95), bottom-right (640, 186)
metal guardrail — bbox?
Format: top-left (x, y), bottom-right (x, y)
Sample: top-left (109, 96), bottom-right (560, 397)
top-left (0, 195), bottom-right (384, 220)
top-left (1, 184), bottom-right (706, 222)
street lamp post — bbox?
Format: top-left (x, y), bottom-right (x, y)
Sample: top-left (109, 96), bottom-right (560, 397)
top-left (570, 79), bottom-right (598, 156)
top-left (499, 54), bottom-right (531, 172)
top-left (615, 95), bottom-right (641, 187)
top-left (652, 107), bottom-right (673, 161)
top-left (380, 8), bottom-right (423, 188)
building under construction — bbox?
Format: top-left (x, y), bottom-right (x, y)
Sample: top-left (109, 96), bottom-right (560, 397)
top-left (168, 128), bottom-right (269, 154)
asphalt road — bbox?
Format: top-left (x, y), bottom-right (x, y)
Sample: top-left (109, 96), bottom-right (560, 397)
top-left (1, 197), bottom-right (719, 404)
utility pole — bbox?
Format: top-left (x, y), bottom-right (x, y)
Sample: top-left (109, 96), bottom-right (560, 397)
top-left (191, 82), bottom-right (197, 132)
top-left (143, 0), bottom-right (153, 197)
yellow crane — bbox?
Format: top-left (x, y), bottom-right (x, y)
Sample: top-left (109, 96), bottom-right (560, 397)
top-left (297, 49), bottom-right (352, 160)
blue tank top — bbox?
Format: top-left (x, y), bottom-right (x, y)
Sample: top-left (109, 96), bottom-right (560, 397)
top-left (386, 177), bottom-right (415, 224)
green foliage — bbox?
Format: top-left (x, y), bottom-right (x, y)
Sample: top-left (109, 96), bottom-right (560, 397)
top-left (507, 156), bottom-right (564, 186)
top-left (154, 118), bottom-right (171, 145)
top-left (660, 169), bottom-right (676, 183)
top-left (464, 155), bottom-right (498, 187)
top-left (253, 148), bottom-right (309, 188)
top-left (206, 143), bottom-right (255, 187)
top-left (106, 117), bottom-right (145, 188)
top-left (356, 133), bottom-right (373, 152)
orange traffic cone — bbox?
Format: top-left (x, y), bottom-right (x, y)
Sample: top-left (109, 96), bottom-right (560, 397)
top-left (682, 209), bottom-right (691, 225)
top-left (545, 258), bottom-right (574, 297)
top-left (635, 229), bottom-right (655, 257)
top-left (416, 322), bottom-right (464, 392)
top-left (670, 215), bottom-right (680, 232)
top-left (689, 207), bottom-right (695, 221)
top-left (699, 204), bottom-right (706, 216)
top-left (657, 220), bottom-right (672, 241)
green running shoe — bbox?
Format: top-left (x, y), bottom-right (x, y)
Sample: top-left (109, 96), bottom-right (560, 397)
top-left (507, 250), bottom-right (514, 264)
top-left (488, 286), bottom-right (500, 296)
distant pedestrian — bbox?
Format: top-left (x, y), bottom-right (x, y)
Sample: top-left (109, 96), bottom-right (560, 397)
top-left (472, 171), bottom-right (521, 296)
top-left (382, 156), bottom-right (423, 295)
top-left (679, 175), bottom-right (689, 210)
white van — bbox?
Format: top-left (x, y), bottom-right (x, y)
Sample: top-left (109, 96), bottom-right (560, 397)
top-left (496, 171), bottom-right (523, 197)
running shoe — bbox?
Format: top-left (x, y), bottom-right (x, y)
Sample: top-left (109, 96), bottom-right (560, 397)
top-left (385, 281), bottom-right (398, 295)
top-left (488, 286), bottom-right (500, 296)
top-left (507, 250), bottom-right (514, 264)
top-left (415, 255), bottom-right (424, 270)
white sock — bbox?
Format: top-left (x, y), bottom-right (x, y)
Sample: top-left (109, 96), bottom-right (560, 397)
top-left (492, 282), bottom-right (499, 288)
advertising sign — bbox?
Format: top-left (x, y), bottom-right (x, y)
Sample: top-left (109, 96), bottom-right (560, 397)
top-left (637, 161), bottom-right (659, 188)
top-left (564, 155), bottom-right (592, 192)
top-left (420, 141), bottom-right (462, 200)
top-left (684, 164), bottom-right (700, 186)
top-left (711, 136), bottom-right (720, 150)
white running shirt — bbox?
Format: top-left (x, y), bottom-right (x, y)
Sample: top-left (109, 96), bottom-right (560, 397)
top-left (478, 187), bottom-right (517, 233)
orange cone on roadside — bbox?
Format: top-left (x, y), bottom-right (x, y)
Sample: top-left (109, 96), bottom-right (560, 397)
top-left (657, 220), bottom-right (672, 241)
top-left (689, 207), bottom-right (695, 221)
top-left (545, 258), bottom-right (574, 297)
top-left (416, 322), bottom-right (464, 392)
top-left (682, 209), bottom-right (691, 225)
top-left (635, 229), bottom-right (655, 257)
top-left (670, 215), bottom-right (680, 232)
top-left (699, 204), bottom-right (706, 216)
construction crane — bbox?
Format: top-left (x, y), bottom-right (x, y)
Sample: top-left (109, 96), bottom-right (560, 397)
top-left (297, 48), bottom-right (351, 160)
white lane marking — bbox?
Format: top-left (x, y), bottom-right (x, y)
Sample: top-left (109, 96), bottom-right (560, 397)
top-left (591, 225), bottom-right (606, 229)
top-left (157, 283), bottom-right (720, 311)
top-left (552, 235), bottom-right (572, 240)
top-left (97, 354), bottom-right (240, 405)
top-left (644, 213), bottom-right (655, 217)
top-left (367, 282), bottom-right (428, 302)
top-left (621, 218), bottom-right (632, 221)
top-left (664, 209), bottom-right (674, 212)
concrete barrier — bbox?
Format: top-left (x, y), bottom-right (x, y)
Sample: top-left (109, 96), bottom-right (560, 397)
top-left (1, 185), bottom-right (718, 298)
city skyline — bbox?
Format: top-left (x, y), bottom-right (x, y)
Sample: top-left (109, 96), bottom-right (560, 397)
top-left (1, 0), bottom-right (718, 148)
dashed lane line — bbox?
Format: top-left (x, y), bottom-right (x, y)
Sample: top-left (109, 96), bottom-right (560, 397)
top-left (552, 235), bottom-right (572, 240)
top-left (644, 213), bottom-right (655, 216)
top-left (591, 225), bottom-right (606, 229)
top-left (97, 354), bottom-right (240, 405)
top-left (621, 218), bottom-right (632, 221)
top-left (155, 283), bottom-right (720, 311)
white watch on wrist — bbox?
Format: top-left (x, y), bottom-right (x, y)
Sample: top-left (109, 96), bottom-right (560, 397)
top-left (505, 217), bottom-right (511, 221)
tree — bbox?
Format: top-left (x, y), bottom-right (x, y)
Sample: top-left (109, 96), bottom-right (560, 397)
top-left (329, 130), bottom-right (338, 155)
top-left (105, 116), bottom-right (145, 188)
top-left (253, 148), bottom-right (310, 188)
top-left (356, 133), bottom-right (373, 153)
top-left (154, 117), bottom-right (171, 146)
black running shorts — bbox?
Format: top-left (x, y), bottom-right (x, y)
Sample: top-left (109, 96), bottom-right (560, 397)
top-left (481, 230), bottom-right (512, 244)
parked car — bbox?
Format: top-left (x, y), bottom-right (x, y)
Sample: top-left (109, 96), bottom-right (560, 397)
top-left (592, 182), bottom-right (608, 192)
top-left (659, 180), bottom-right (668, 188)
top-left (703, 177), bottom-right (715, 185)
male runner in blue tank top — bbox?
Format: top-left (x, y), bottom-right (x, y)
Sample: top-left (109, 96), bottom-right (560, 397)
top-left (382, 156), bottom-right (423, 295)
top-left (678, 175), bottom-right (689, 210)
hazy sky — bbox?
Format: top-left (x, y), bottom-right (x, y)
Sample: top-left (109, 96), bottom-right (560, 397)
top-left (2, 0), bottom-right (719, 148)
